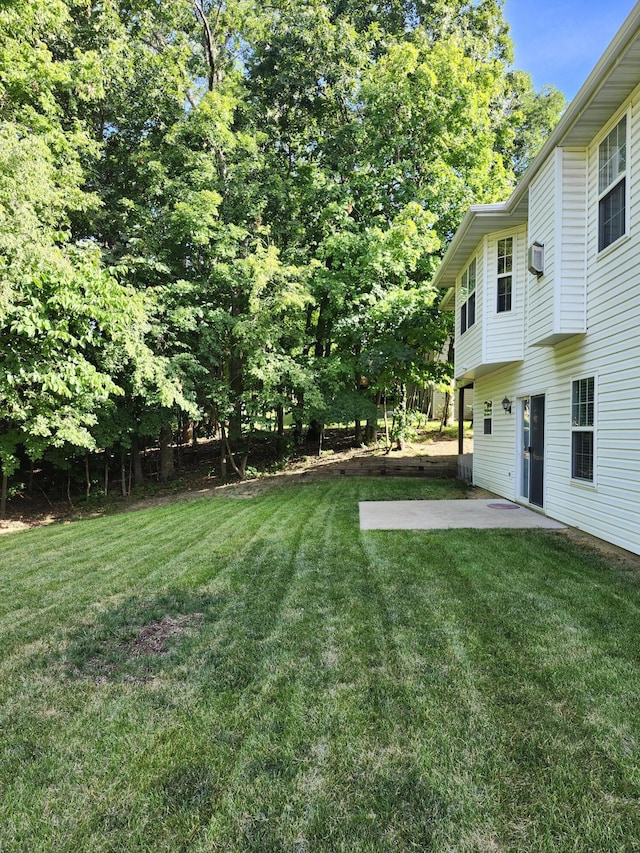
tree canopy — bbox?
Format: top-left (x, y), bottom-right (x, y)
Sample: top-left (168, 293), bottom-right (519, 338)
top-left (0, 0), bottom-right (564, 504)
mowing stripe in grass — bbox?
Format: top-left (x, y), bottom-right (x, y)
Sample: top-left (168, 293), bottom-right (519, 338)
top-left (359, 526), bottom-right (640, 850)
top-left (1, 478), bottom-right (639, 851)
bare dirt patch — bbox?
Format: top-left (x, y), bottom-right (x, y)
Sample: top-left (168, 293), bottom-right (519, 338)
top-left (123, 613), bottom-right (204, 657)
top-left (557, 528), bottom-right (640, 572)
top-left (63, 593), bottom-right (212, 684)
top-left (0, 519), bottom-right (33, 535)
top-left (71, 611), bottom-right (204, 683)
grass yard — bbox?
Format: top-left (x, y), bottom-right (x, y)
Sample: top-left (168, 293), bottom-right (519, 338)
top-left (1, 477), bottom-right (639, 852)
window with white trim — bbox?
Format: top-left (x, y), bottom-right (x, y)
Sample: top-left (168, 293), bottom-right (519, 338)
top-left (598, 115), bottom-right (627, 252)
top-left (483, 400), bottom-right (492, 435)
top-left (571, 377), bottom-right (595, 481)
top-left (496, 237), bottom-right (513, 313)
top-left (460, 257), bottom-right (476, 334)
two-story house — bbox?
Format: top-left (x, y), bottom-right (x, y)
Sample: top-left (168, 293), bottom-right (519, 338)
top-left (433, 2), bottom-right (640, 556)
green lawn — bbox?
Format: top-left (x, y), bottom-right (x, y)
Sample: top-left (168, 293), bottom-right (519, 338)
top-left (1, 478), bottom-right (639, 852)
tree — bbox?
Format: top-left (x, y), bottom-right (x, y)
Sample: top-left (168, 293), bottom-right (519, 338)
top-left (0, 0), bottom-right (567, 504)
top-left (0, 137), bottom-right (153, 510)
top-left (0, 0), bottom-right (194, 506)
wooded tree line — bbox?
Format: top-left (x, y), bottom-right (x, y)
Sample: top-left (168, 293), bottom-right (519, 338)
top-left (0, 0), bottom-right (563, 508)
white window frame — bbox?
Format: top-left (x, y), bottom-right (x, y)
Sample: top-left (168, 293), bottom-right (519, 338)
top-left (459, 257), bottom-right (476, 335)
top-left (598, 113), bottom-right (628, 253)
top-left (483, 400), bottom-right (493, 435)
top-left (496, 236), bottom-right (513, 313)
top-left (570, 375), bottom-right (596, 484)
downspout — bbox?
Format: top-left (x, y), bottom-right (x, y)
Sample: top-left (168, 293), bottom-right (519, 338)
top-left (458, 388), bottom-right (465, 456)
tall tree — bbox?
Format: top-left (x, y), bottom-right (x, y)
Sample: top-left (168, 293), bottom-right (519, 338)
top-left (0, 0), bottom-right (565, 501)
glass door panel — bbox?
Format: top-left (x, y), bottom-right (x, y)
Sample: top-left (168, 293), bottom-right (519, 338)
top-left (521, 398), bottom-right (530, 500)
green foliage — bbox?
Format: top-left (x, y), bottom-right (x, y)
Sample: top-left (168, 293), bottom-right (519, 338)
top-left (0, 0), bottom-right (565, 487)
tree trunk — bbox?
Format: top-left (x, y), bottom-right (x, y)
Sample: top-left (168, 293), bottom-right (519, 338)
top-left (440, 390), bottom-right (451, 431)
top-left (276, 404), bottom-right (285, 457)
top-left (293, 390), bottom-right (304, 445)
top-left (131, 435), bottom-right (145, 487)
top-left (383, 392), bottom-right (391, 450)
top-left (159, 423), bottom-right (175, 482)
top-left (194, 0), bottom-right (222, 91)
top-left (120, 448), bottom-right (128, 496)
top-left (181, 419), bottom-right (194, 445)
top-left (223, 434), bottom-right (244, 479)
top-left (354, 419), bottom-right (362, 444)
top-left (220, 432), bottom-right (227, 481)
top-left (0, 470), bottom-right (7, 519)
top-left (306, 419), bottom-right (323, 450)
top-left (396, 384), bottom-right (407, 450)
top-left (314, 291), bottom-right (330, 357)
top-left (365, 391), bottom-right (381, 444)
top-left (442, 337), bottom-right (455, 429)
top-left (66, 469), bottom-right (74, 507)
top-left (85, 453), bottom-right (91, 499)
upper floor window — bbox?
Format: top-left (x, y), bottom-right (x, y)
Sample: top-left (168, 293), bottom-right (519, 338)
top-left (496, 237), bottom-right (513, 313)
top-left (598, 115), bottom-right (627, 252)
top-left (460, 257), bottom-right (476, 334)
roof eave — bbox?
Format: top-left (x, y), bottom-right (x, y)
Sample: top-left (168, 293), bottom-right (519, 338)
top-left (433, 199), bottom-right (527, 290)
top-left (432, 1), bottom-right (640, 292)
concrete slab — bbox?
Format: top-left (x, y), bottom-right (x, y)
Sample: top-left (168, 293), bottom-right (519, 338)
top-left (359, 499), bottom-right (567, 531)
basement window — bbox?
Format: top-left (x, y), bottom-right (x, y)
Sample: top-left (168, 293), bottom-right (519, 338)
top-left (571, 377), bottom-right (595, 481)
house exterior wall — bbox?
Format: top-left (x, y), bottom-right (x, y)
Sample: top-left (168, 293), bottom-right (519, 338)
top-left (454, 229), bottom-right (526, 381)
top-left (454, 246), bottom-right (483, 378)
top-left (465, 81), bottom-right (640, 555)
top-left (527, 153), bottom-right (557, 346)
top-left (559, 148), bottom-right (588, 333)
top-left (528, 148), bottom-right (587, 346)
top-left (484, 228), bottom-right (527, 364)
top-left (472, 366), bottom-right (519, 496)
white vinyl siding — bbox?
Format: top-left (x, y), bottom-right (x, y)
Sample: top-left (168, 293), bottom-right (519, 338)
top-left (454, 247), bottom-right (483, 380)
top-left (453, 230), bottom-right (526, 382)
top-left (472, 369), bottom-right (519, 499)
top-left (528, 148), bottom-right (587, 347)
top-left (527, 154), bottom-right (557, 346)
top-left (472, 337), bottom-right (639, 551)
top-left (444, 60), bottom-right (640, 554)
top-left (468, 83), bottom-right (640, 555)
top-left (484, 229), bottom-right (526, 366)
top-left (558, 149), bottom-right (588, 333)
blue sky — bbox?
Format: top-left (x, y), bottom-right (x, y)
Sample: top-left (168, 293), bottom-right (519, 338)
top-left (504, 0), bottom-right (636, 100)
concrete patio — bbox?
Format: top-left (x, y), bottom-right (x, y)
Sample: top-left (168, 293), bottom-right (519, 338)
top-left (359, 499), bottom-right (567, 531)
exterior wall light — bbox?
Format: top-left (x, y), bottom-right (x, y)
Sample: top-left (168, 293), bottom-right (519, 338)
top-left (502, 396), bottom-right (512, 414)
